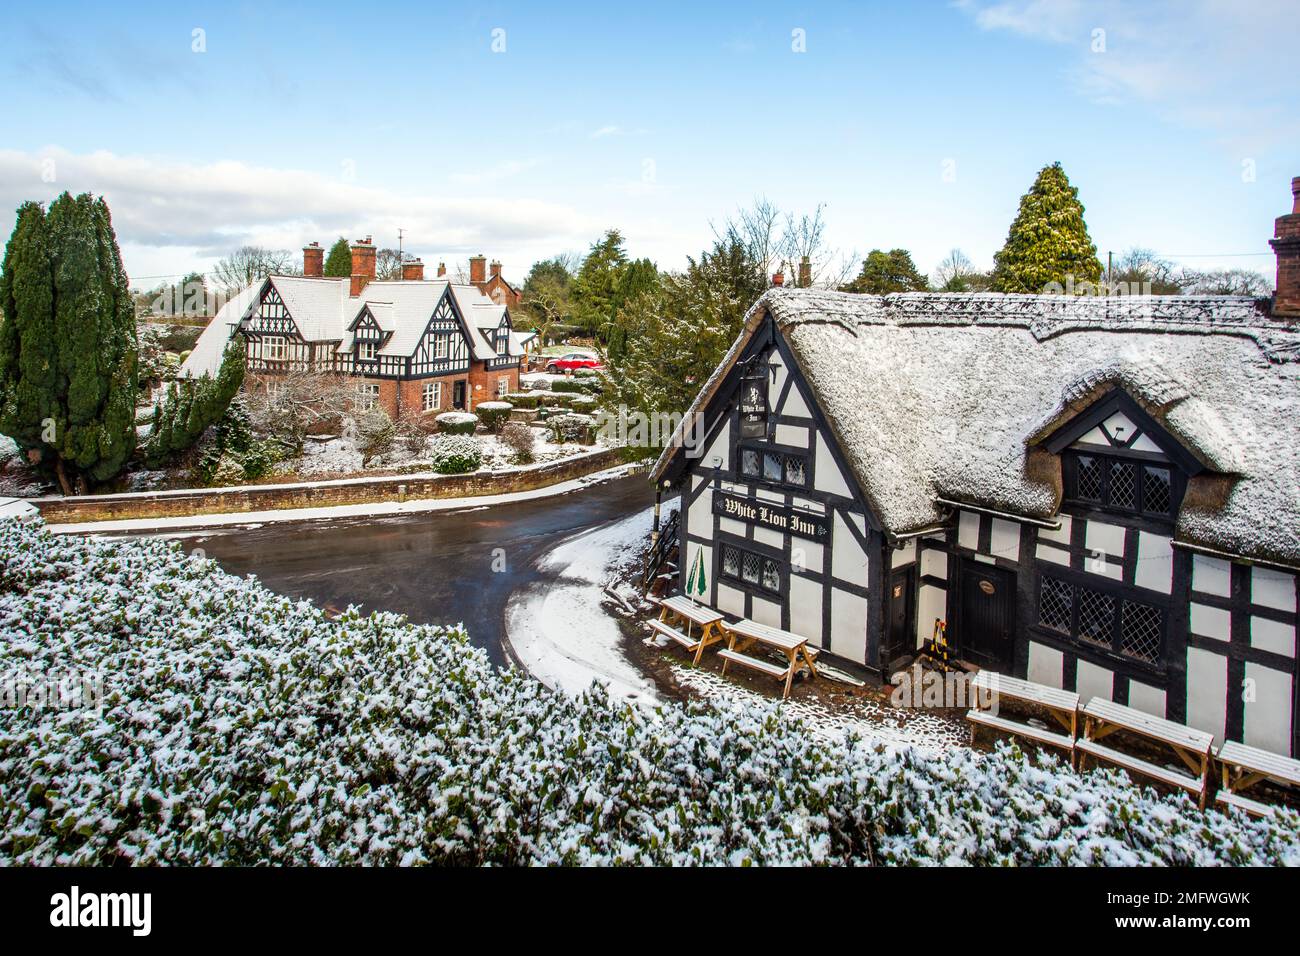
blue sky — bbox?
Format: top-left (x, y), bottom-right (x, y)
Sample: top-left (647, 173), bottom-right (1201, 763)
top-left (0, 0), bottom-right (1296, 288)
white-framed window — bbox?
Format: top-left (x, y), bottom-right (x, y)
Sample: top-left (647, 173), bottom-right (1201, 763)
top-left (264, 336), bottom-right (287, 361)
top-left (358, 341), bottom-right (377, 361)
top-left (357, 383), bottom-right (380, 411)
top-left (497, 377), bottom-right (509, 398)
top-left (433, 335), bottom-right (448, 359)
top-left (423, 382), bottom-right (442, 412)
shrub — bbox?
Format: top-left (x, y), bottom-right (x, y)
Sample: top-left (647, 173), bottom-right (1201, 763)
top-left (427, 434), bottom-right (482, 474)
top-left (504, 392), bottom-right (541, 410)
top-left (354, 408), bottom-right (395, 466)
top-left (546, 413), bottom-right (595, 444)
top-left (499, 422), bottom-right (536, 463)
top-left (1, 520), bottom-right (1297, 866)
top-left (474, 401), bottom-right (513, 433)
top-left (550, 378), bottom-right (585, 394)
top-left (435, 411), bottom-right (478, 436)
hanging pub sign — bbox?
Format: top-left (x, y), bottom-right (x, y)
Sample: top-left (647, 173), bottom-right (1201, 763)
top-left (738, 365), bottom-right (769, 439)
top-left (713, 491), bottom-right (830, 541)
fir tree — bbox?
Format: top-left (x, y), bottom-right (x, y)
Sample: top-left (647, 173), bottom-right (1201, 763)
top-left (841, 249), bottom-right (929, 294)
top-left (992, 162), bottom-right (1103, 293)
top-left (570, 230), bottom-right (630, 337)
top-left (0, 193), bottom-right (138, 492)
top-left (323, 237), bottom-right (352, 278)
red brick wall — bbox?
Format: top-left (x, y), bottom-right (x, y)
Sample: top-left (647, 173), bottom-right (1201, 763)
top-left (468, 365), bottom-right (519, 407)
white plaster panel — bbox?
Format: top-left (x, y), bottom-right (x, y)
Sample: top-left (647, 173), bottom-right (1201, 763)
top-left (716, 582), bottom-right (745, 618)
top-left (990, 518), bottom-right (1020, 562)
top-left (1039, 514), bottom-right (1071, 546)
top-left (1252, 567), bottom-right (1296, 612)
top-left (774, 423), bottom-right (808, 448)
top-left (751, 596), bottom-right (782, 630)
top-left (958, 511), bottom-right (979, 551)
top-left (891, 540), bottom-right (917, 568)
top-left (788, 575), bottom-right (823, 648)
top-left (813, 433), bottom-right (854, 498)
top-left (753, 525), bottom-right (784, 550)
top-left (1134, 531), bottom-right (1173, 594)
top-left (1250, 617), bottom-right (1295, 657)
top-left (1035, 543), bottom-right (1070, 567)
top-left (1084, 520), bottom-right (1126, 561)
top-left (1190, 603), bottom-right (1231, 641)
top-left (719, 516), bottom-right (746, 538)
top-left (1127, 681), bottom-right (1167, 720)
top-left (1192, 554), bottom-right (1231, 598)
top-left (792, 540), bottom-right (822, 575)
top-left (920, 548), bottom-right (948, 579)
top-left (831, 512), bottom-right (869, 588)
top-left (1243, 662), bottom-right (1294, 755)
top-left (917, 584), bottom-right (946, 648)
top-left (830, 589), bottom-right (868, 663)
top-left (1075, 658), bottom-right (1115, 706)
top-left (1026, 642), bottom-right (1064, 688)
top-left (1185, 647), bottom-right (1228, 745)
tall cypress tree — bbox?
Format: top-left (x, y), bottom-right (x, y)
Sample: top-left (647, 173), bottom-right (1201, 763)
top-left (992, 162), bottom-right (1102, 294)
top-left (0, 193), bottom-right (138, 492)
top-left (145, 339), bottom-right (245, 467)
top-left (323, 237), bottom-right (351, 278)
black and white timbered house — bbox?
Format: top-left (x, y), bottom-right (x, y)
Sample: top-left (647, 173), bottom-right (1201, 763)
top-left (653, 287), bottom-right (1300, 758)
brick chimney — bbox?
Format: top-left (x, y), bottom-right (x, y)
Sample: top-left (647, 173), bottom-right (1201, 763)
top-left (798, 255), bottom-right (811, 289)
top-left (490, 259), bottom-right (502, 279)
top-left (303, 242), bottom-right (323, 277)
top-left (437, 261), bottom-right (447, 278)
top-left (1270, 176), bottom-right (1300, 318)
top-left (772, 271), bottom-right (785, 287)
top-left (469, 254), bottom-right (487, 284)
top-left (401, 258), bottom-right (425, 281)
top-left (350, 236), bottom-right (376, 297)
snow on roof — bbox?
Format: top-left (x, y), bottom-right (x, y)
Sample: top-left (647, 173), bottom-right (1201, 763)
top-left (177, 282), bottom-right (261, 379)
top-left (244, 277), bottom-right (513, 360)
top-left (654, 289), bottom-right (1300, 567)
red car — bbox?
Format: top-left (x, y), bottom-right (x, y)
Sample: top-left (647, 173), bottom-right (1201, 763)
top-left (545, 351), bottom-right (603, 373)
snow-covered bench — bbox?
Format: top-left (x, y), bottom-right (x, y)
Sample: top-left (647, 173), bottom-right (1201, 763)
top-left (966, 671), bottom-right (1079, 755)
top-left (1214, 740), bottom-right (1300, 818)
top-left (718, 618), bottom-right (819, 700)
top-left (1077, 698), bottom-right (1214, 808)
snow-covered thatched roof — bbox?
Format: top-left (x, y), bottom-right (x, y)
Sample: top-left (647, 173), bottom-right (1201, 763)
top-left (654, 289), bottom-right (1300, 568)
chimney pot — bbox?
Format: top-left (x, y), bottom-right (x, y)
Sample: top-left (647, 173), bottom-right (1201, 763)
top-left (401, 258), bottom-right (425, 281)
top-left (772, 272), bottom-right (785, 287)
top-left (490, 260), bottom-right (502, 279)
top-left (469, 254), bottom-right (487, 285)
top-left (437, 261), bottom-right (447, 278)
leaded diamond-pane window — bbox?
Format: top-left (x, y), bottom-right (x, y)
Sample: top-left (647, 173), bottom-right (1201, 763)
top-left (784, 455), bottom-right (806, 486)
top-left (1143, 466), bottom-right (1172, 514)
top-left (1076, 455), bottom-right (1103, 501)
top-left (720, 543), bottom-right (783, 595)
top-left (1077, 587), bottom-right (1115, 647)
top-left (741, 551), bottom-right (762, 584)
top-left (760, 559), bottom-right (780, 591)
top-left (763, 452), bottom-right (783, 482)
top-left (1039, 577), bottom-right (1073, 633)
top-left (1109, 461), bottom-right (1137, 509)
top-left (741, 449), bottom-right (760, 477)
top-left (722, 546), bottom-right (740, 578)
top-left (1121, 601), bottom-right (1163, 664)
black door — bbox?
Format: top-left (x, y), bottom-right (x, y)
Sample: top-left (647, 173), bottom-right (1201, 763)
top-left (453, 380), bottom-right (467, 410)
top-left (957, 560), bottom-right (1016, 670)
top-left (883, 566), bottom-right (915, 671)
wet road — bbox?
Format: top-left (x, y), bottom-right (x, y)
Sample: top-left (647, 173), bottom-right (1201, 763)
top-left (154, 474), bottom-right (654, 666)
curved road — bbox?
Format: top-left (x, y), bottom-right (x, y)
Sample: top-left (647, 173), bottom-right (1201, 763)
top-left (161, 474), bottom-right (654, 667)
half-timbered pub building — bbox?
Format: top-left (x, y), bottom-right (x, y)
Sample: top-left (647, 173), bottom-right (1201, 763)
top-left (653, 178), bottom-right (1300, 758)
top-left (182, 239), bottom-right (531, 418)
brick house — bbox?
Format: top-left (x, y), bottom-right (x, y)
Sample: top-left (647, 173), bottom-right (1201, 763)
top-left (183, 239), bottom-right (532, 418)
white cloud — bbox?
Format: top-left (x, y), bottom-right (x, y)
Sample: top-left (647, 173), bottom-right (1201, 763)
top-left (589, 125), bottom-right (622, 139)
top-left (957, 0), bottom-right (1300, 151)
top-left (0, 148), bottom-right (601, 286)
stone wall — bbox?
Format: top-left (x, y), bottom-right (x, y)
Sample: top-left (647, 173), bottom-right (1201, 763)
top-left (34, 448), bottom-right (627, 525)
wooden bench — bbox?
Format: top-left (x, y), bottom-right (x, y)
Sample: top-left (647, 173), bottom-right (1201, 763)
top-left (1078, 698), bottom-right (1214, 807)
top-left (966, 671), bottom-right (1079, 753)
top-left (657, 594), bottom-right (726, 665)
top-left (719, 618), bottom-right (819, 700)
top-left (647, 618), bottom-right (700, 653)
top-left (1214, 740), bottom-right (1300, 818)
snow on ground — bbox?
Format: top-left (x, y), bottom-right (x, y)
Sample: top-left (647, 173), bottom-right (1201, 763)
top-left (665, 662), bottom-right (968, 755)
top-left (506, 505), bottom-right (663, 705)
top-left (46, 462), bottom-right (644, 534)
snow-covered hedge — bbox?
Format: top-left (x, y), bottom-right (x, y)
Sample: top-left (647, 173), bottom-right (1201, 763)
top-left (1, 520), bottom-right (1297, 866)
top-left (474, 401), bottom-right (513, 433)
top-left (434, 411), bottom-right (477, 436)
top-left (426, 434), bottom-right (481, 474)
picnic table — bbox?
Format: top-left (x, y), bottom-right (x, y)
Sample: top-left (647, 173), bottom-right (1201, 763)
top-left (718, 617), bottom-right (819, 700)
top-left (1076, 697), bottom-right (1214, 807)
top-left (1215, 740), bottom-right (1300, 818)
top-left (649, 594), bottom-right (727, 665)
top-left (966, 671), bottom-right (1079, 754)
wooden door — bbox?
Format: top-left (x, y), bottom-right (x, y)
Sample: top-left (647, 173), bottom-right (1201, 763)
top-left (957, 560), bottom-right (1016, 670)
top-left (883, 566), bottom-right (916, 671)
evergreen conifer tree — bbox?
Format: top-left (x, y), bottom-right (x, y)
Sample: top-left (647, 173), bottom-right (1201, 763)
top-left (323, 238), bottom-right (352, 278)
top-left (992, 162), bottom-right (1103, 293)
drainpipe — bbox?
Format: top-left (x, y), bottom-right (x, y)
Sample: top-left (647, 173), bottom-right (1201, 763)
top-left (651, 484), bottom-right (662, 548)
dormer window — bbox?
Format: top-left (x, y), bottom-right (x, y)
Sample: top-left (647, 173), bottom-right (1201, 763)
top-left (358, 341), bottom-right (377, 361)
top-left (1063, 451), bottom-right (1182, 520)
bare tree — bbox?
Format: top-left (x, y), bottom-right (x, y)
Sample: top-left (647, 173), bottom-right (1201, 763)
top-left (213, 246), bottom-right (295, 294)
top-left (933, 248), bottom-right (985, 291)
top-left (713, 197), bottom-right (843, 287)
top-left (376, 248), bottom-right (412, 281)
top-left (242, 371), bottom-right (369, 449)
top-left (1179, 267), bottom-right (1270, 297)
